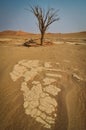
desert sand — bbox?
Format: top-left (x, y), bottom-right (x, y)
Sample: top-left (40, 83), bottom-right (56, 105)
top-left (0, 31), bottom-right (86, 130)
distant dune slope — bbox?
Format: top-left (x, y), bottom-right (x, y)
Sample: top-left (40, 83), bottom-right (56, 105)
top-left (0, 30), bottom-right (86, 39)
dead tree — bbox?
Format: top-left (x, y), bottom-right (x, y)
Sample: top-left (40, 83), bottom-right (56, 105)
top-left (28, 6), bottom-right (59, 45)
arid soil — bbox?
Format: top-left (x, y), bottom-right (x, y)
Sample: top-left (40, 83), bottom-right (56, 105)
top-left (0, 31), bottom-right (86, 130)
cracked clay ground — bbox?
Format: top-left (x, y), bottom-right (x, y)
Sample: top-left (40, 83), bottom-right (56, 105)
top-left (0, 44), bottom-right (86, 130)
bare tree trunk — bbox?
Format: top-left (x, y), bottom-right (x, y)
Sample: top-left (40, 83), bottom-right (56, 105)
top-left (40, 33), bottom-right (44, 45)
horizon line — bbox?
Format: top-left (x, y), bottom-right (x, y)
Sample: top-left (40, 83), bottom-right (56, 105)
top-left (0, 29), bottom-right (86, 34)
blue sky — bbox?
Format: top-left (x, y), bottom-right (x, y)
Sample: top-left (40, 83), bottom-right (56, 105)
top-left (0, 0), bottom-right (86, 33)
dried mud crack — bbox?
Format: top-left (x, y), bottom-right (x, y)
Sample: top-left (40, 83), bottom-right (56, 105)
top-left (9, 59), bottom-right (85, 130)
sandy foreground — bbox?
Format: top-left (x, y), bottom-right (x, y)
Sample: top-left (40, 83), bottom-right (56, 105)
top-left (0, 33), bottom-right (86, 130)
